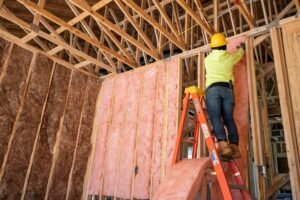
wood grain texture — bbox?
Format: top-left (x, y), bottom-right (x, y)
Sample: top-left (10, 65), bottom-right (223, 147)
top-left (24, 64), bottom-right (72, 199)
top-left (47, 70), bottom-right (88, 200)
top-left (0, 45), bottom-right (32, 167)
top-left (0, 53), bottom-right (53, 200)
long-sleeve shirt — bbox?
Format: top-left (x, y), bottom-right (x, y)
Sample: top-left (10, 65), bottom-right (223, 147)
top-left (204, 48), bottom-right (244, 88)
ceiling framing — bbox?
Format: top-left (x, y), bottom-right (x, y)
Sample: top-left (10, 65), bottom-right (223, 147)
top-left (0, 0), bottom-right (298, 76)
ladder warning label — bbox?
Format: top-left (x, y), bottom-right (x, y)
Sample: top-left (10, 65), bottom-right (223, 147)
top-left (211, 150), bottom-right (219, 165)
top-left (201, 123), bottom-right (209, 139)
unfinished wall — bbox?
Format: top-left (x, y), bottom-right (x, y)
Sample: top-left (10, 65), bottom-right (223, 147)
top-left (0, 37), bottom-right (101, 199)
top-left (87, 58), bottom-right (181, 199)
top-left (271, 18), bottom-right (300, 199)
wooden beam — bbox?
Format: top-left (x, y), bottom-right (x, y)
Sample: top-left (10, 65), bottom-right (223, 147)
top-left (253, 33), bottom-right (270, 47)
top-left (246, 38), bottom-right (266, 200)
top-left (213, 0), bottom-right (220, 32)
top-left (16, 0), bottom-right (136, 68)
top-left (152, 0), bottom-right (182, 41)
top-left (270, 26), bottom-right (300, 200)
top-left (266, 174), bottom-right (290, 198)
top-left (66, 0), bottom-right (135, 68)
top-left (68, 0), bottom-right (158, 60)
top-left (233, 0), bottom-right (255, 29)
top-left (294, 0), bottom-right (300, 13)
top-left (176, 0), bottom-right (214, 36)
top-left (115, 0), bottom-right (156, 52)
top-left (0, 6), bottom-right (115, 73)
top-left (122, 0), bottom-right (186, 51)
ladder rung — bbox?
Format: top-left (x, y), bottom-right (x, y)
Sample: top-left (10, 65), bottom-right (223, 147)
top-left (183, 137), bottom-right (194, 143)
top-left (229, 184), bottom-right (247, 190)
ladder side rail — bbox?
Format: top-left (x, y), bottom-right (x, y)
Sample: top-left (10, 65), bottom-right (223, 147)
top-left (229, 161), bottom-right (252, 200)
top-left (191, 93), bottom-right (233, 200)
top-left (172, 93), bottom-right (190, 165)
top-left (192, 122), bottom-right (200, 159)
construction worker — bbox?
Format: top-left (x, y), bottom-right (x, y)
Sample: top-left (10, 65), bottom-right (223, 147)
top-left (205, 33), bottom-right (245, 159)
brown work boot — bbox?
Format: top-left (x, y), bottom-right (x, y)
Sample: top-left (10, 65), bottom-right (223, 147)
top-left (230, 144), bottom-right (241, 159)
top-left (218, 141), bottom-right (233, 157)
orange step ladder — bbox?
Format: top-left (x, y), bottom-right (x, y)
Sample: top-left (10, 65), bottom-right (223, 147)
top-left (172, 86), bottom-right (251, 200)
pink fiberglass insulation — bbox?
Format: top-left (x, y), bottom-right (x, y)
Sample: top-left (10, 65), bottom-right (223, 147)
top-left (88, 77), bottom-right (115, 195)
top-left (150, 61), bottom-right (167, 197)
top-left (103, 74), bottom-right (128, 196)
top-left (133, 66), bottom-right (159, 199)
top-left (115, 71), bottom-right (142, 198)
top-left (153, 159), bottom-right (212, 200)
top-left (164, 58), bottom-right (180, 170)
top-left (227, 36), bottom-right (249, 182)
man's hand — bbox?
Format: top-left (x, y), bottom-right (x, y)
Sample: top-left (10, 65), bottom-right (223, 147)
top-left (237, 42), bottom-right (246, 50)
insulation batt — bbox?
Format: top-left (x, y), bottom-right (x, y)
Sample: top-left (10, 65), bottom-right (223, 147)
top-left (67, 77), bottom-right (101, 199)
top-left (134, 66), bottom-right (159, 199)
top-left (0, 45), bottom-right (32, 167)
top-left (103, 73), bottom-right (128, 196)
top-left (48, 71), bottom-right (88, 199)
top-left (116, 71), bottom-right (142, 198)
top-left (25, 64), bottom-right (72, 199)
top-left (150, 63), bottom-right (167, 197)
top-left (0, 54), bottom-right (53, 200)
top-left (88, 77), bottom-right (115, 195)
top-left (228, 36), bottom-right (249, 182)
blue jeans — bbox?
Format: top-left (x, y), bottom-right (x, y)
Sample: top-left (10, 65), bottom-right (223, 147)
top-left (205, 86), bottom-right (239, 144)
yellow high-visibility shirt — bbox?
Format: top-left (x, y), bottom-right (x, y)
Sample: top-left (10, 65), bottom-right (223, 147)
top-left (204, 49), bottom-right (244, 88)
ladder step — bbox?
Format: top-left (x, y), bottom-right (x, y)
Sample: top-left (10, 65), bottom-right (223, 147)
top-left (229, 184), bottom-right (247, 190)
top-left (183, 137), bottom-right (194, 143)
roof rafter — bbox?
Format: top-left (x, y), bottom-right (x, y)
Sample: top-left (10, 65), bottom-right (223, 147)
top-left (152, 0), bottom-right (182, 41)
top-left (115, 0), bottom-right (156, 53)
top-left (176, 0), bottom-right (214, 36)
top-left (66, 0), bottom-right (136, 68)
top-left (16, 0), bottom-right (136, 68)
top-left (68, 0), bottom-right (159, 60)
top-left (122, 0), bottom-right (187, 51)
top-left (0, 5), bottom-right (115, 72)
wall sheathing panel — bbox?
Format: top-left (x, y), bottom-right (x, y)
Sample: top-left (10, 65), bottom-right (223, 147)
top-left (0, 54), bottom-right (54, 199)
top-left (87, 58), bottom-right (181, 199)
top-left (24, 64), bottom-right (72, 199)
top-left (0, 45), bottom-right (32, 167)
top-left (47, 71), bottom-right (88, 200)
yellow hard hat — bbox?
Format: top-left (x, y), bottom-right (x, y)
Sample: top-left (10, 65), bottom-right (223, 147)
top-left (210, 33), bottom-right (228, 48)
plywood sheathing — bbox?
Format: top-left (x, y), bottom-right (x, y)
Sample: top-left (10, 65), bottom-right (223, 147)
top-left (87, 58), bottom-right (181, 199)
top-left (0, 53), bottom-right (54, 199)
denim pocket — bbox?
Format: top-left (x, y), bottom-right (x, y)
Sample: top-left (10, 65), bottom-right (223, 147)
top-left (225, 88), bottom-right (235, 104)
